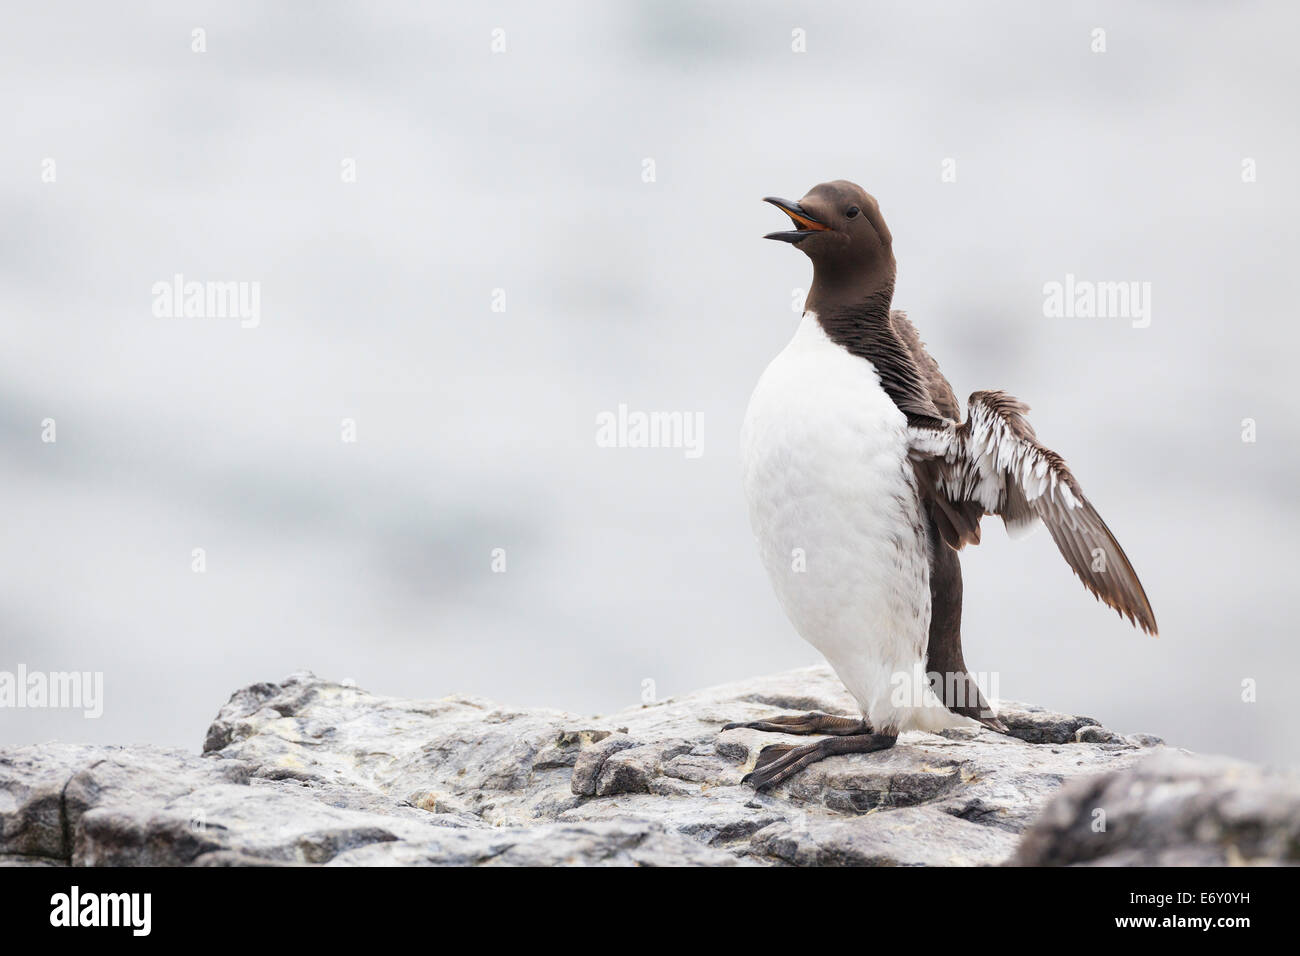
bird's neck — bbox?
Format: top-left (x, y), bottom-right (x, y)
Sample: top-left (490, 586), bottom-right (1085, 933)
top-left (805, 260), bottom-right (896, 325)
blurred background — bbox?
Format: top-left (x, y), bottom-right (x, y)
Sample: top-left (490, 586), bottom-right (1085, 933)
top-left (2, 1), bottom-right (1297, 763)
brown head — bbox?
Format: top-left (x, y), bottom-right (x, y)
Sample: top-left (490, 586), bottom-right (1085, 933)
top-left (763, 180), bottom-right (896, 315)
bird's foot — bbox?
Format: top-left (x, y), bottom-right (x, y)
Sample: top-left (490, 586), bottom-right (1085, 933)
top-left (721, 711), bottom-right (871, 736)
top-left (741, 732), bottom-right (898, 790)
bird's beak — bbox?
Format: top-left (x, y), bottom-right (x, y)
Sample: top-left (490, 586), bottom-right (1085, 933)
top-left (763, 196), bottom-right (831, 243)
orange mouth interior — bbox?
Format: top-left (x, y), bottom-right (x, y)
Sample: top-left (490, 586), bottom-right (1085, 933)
top-left (785, 208), bottom-right (830, 231)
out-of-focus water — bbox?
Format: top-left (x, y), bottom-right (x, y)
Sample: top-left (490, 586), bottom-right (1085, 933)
top-left (2, 2), bottom-right (1297, 764)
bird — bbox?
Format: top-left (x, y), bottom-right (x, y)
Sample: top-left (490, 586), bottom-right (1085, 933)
top-left (727, 179), bottom-right (1157, 790)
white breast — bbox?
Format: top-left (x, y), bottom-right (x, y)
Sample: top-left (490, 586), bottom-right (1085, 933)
top-left (740, 313), bottom-right (958, 733)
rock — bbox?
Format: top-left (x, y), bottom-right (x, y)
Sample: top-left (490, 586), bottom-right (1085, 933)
top-left (1011, 749), bottom-right (1300, 866)
top-left (0, 665), bottom-right (1289, 866)
top-left (996, 703), bottom-right (1101, 744)
top-left (570, 734), bottom-right (639, 796)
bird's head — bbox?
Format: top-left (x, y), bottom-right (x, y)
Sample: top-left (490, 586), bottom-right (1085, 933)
top-left (763, 180), bottom-right (895, 301)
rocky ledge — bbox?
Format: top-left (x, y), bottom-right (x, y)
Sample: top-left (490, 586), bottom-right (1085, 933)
top-left (2, 666), bottom-right (1296, 866)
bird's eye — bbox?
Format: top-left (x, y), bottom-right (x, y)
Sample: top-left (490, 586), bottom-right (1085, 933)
top-left (846, 206), bottom-right (860, 219)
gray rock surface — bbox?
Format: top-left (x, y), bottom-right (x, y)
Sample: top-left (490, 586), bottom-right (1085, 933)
top-left (0, 665), bottom-right (1289, 866)
top-left (1012, 749), bottom-right (1300, 866)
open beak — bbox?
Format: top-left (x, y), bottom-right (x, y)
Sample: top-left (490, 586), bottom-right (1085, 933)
top-left (763, 196), bottom-right (831, 243)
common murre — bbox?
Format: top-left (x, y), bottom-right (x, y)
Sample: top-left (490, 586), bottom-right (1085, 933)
top-left (727, 180), bottom-right (1157, 790)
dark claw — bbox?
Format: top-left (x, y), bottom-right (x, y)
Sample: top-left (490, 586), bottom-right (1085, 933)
top-left (741, 733), bottom-right (899, 790)
top-left (719, 712), bottom-right (872, 736)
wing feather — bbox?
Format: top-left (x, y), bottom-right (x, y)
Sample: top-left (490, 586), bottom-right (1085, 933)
top-left (912, 390), bottom-right (1158, 635)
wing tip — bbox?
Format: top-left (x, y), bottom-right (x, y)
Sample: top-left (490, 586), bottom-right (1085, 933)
top-left (1078, 569), bottom-right (1159, 638)
top-left (1120, 601), bottom-right (1159, 637)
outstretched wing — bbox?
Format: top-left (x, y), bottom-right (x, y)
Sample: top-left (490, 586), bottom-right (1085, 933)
top-left (911, 389), bottom-right (1158, 635)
